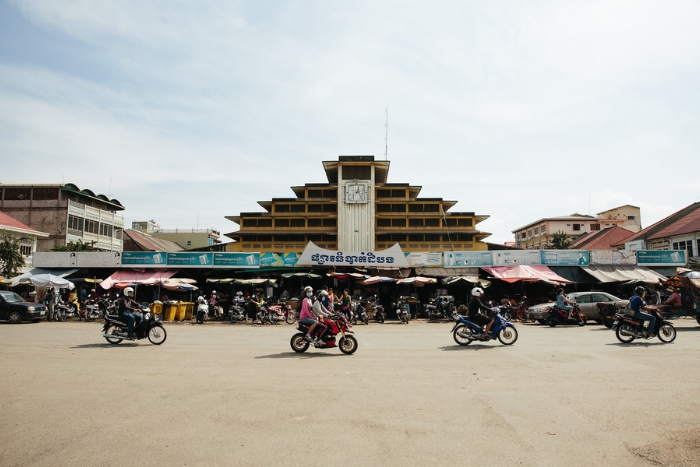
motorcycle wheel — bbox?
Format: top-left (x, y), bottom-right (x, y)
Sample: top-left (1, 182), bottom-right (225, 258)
top-left (59, 313), bottom-right (67, 322)
top-left (290, 333), bottom-right (309, 353)
top-left (85, 314), bottom-right (95, 322)
top-left (364, 317), bottom-right (369, 325)
top-left (578, 316), bottom-right (586, 327)
top-left (657, 324), bottom-right (676, 343)
top-left (338, 336), bottom-right (358, 355)
top-left (498, 327), bottom-right (518, 345)
top-left (695, 314), bottom-right (700, 326)
top-left (453, 324), bottom-right (473, 346)
top-left (147, 325), bottom-right (167, 345)
top-left (230, 315), bottom-right (237, 324)
top-left (104, 324), bottom-right (124, 344)
top-left (615, 324), bottom-right (635, 344)
top-left (602, 317), bottom-right (614, 329)
top-left (502, 312), bottom-right (512, 322)
top-left (286, 312), bottom-right (297, 325)
top-left (548, 317), bottom-right (556, 328)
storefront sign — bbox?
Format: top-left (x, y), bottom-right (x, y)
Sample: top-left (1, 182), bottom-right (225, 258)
top-left (590, 250), bottom-right (636, 265)
top-left (283, 253), bottom-right (299, 267)
top-left (636, 250), bottom-right (686, 266)
top-left (121, 251), bottom-right (167, 266)
top-left (443, 251), bottom-right (493, 267)
top-left (540, 250), bottom-right (590, 266)
top-left (77, 252), bottom-right (123, 267)
top-left (492, 250), bottom-right (541, 266)
top-left (166, 252), bottom-right (213, 267)
top-left (212, 252), bottom-right (260, 268)
top-left (33, 252), bottom-right (78, 268)
top-left (296, 242), bottom-right (410, 267)
top-left (405, 252), bottom-right (443, 267)
top-left (261, 252), bottom-right (285, 267)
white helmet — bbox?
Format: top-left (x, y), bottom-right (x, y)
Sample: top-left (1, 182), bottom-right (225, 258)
top-left (471, 287), bottom-right (484, 297)
top-left (197, 296), bottom-right (205, 303)
top-left (211, 290), bottom-right (216, 294)
top-left (303, 286), bottom-right (313, 293)
top-left (124, 287), bottom-right (134, 297)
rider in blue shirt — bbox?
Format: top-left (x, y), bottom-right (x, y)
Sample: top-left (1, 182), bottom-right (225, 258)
top-left (630, 286), bottom-right (656, 338)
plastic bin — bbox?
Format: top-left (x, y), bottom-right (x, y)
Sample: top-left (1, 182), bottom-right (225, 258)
top-left (183, 302), bottom-right (194, 320)
top-left (151, 303), bottom-right (163, 315)
top-left (164, 303), bottom-right (178, 321)
top-left (175, 303), bottom-right (187, 321)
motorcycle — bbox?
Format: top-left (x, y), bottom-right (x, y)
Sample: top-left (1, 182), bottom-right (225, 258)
top-left (451, 308), bottom-right (518, 346)
top-left (366, 295), bottom-right (385, 323)
top-left (54, 302), bottom-right (78, 321)
top-left (196, 301), bottom-right (209, 324)
top-left (394, 299), bottom-right (410, 324)
top-left (290, 314), bottom-right (358, 355)
top-left (265, 300), bottom-right (290, 325)
top-left (350, 300), bottom-right (369, 325)
top-left (546, 304), bottom-right (586, 327)
top-left (611, 307), bottom-right (676, 344)
top-left (229, 303), bottom-right (247, 324)
top-left (209, 300), bottom-right (225, 321)
top-left (82, 299), bottom-right (103, 322)
top-left (425, 298), bottom-right (455, 321)
top-left (102, 306), bottom-right (167, 345)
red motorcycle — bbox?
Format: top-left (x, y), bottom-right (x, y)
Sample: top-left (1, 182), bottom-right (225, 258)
top-left (547, 303), bottom-right (586, 327)
top-left (290, 314), bottom-right (358, 355)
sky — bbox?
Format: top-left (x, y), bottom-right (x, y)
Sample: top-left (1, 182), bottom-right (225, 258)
top-left (1, 0), bottom-right (699, 245)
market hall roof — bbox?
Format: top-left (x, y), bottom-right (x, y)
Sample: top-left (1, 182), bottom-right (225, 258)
top-left (122, 229), bottom-right (184, 252)
top-left (615, 202), bottom-right (700, 246)
top-left (570, 226), bottom-right (635, 250)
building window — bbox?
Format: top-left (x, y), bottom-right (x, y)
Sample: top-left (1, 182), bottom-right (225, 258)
top-left (424, 204), bottom-right (439, 212)
top-left (377, 219), bottom-right (391, 227)
top-left (527, 229), bottom-right (532, 238)
top-left (425, 234), bottom-right (441, 242)
top-left (257, 219), bottom-right (272, 228)
top-left (391, 219), bottom-right (406, 227)
top-left (409, 234), bottom-right (424, 242)
top-left (425, 218), bottom-right (439, 227)
top-left (32, 187), bottom-right (59, 200)
top-left (67, 215), bottom-right (84, 231)
top-left (308, 204), bottom-right (322, 212)
top-left (276, 219), bottom-right (290, 228)
top-left (590, 224), bottom-right (600, 231)
top-left (186, 240), bottom-right (192, 246)
top-left (573, 224), bottom-right (581, 231)
top-left (628, 215), bottom-right (635, 220)
top-left (275, 204), bottom-right (290, 212)
top-left (322, 219), bottom-right (336, 227)
top-left (409, 219), bottom-right (423, 227)
top-left (342, 166), bottom-right (371, 180)
top-left (409, 204), bottom-right (423, 212)
top-left (377, 204), bottom-right (406, 213)
top-left (323, 204), bottom-right (335, 212)
top-left (534, 227), bottom-right (539, 235)
top-left (673, 240), bottom-right (694, 257)
top-left (307, 190), bottom-right (323, 198)
top-left (3, 188), bottom-right (31, 200)
top-left (377, 234), bottom-right (391, 242)
top-left (291, 204), bottom-right (305, 212)
top-left (290, 219), bottom-right (305, 227)
top-left (20, 245), bottom-right (32, 256)
top-left (308, 219), bottom-right (322, 227)
top-left (455, 234), bottom-right (473, 241)
top-left (84, 219), bottom-right (99, 234)
top-left (99, 223), bottom-right (113, 237)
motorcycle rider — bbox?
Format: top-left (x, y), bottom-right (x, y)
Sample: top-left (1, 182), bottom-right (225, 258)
top-left (119, 287), bottom-right (142, 340)
top-left (631, 285), bottom-right (656, 338)
top-left (468, 287), bottom-right (494, 340)
top-left (310, 290), bottom-right (333, 341)
top-left (299, 286), bottom-right (318, 340)
top-left (555, 288), bottom-right (576, 319)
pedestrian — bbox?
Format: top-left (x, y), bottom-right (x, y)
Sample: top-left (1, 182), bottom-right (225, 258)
top-left (247, 296), bottom-right (258, 325)
top-left (46, 287), bottom-right (56, 321)
top-left (327, 288), bottom-right (336, 312)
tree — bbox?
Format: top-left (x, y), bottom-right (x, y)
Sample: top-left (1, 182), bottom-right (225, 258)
top-left (0, 234), bottom-right (27, 278)
top-left (547, 231), bottom-right (572, 250)
top-left (50, 240), bottom-right (98, 252)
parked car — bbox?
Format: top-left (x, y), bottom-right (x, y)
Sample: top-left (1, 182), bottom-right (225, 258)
top-left (0, 291), bottom-right (47, 323)
top-left (526, 292), bottom-right (629, 323)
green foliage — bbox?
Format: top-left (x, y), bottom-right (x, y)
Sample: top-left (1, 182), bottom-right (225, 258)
top-left (50, 240), bottom-right (98, 252)
top-left (546, 231), bottom-right (572, 250)
top-left (688, 260), bottom-right (700, 272)
top-left (0, 234), bottom-right (27, 278)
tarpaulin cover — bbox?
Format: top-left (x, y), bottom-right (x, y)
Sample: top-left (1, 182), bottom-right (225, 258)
top-left (396, 277), bottom-right (437, 285)
top-left (580, 265), bottom-right (667, 284)
top-left (101, 270), bottom-right (178, 289)
top-left (481, 266), bottom-right (571, 284)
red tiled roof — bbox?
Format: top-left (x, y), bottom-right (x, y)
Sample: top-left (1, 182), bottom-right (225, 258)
top-left (0, 211), bottom-right (48, 236)
top-left (613, 202), bottom-right (700, 246)
top-left (123, 229), bottom-right (184, 252)
top-left (571, 226), bottom-right (635, 250)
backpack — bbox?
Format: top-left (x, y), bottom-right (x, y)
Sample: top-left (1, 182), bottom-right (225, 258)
top-left (622, 300), bottom-right (635, 317)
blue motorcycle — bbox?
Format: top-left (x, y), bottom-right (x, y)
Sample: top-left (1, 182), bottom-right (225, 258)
top-left (450, 307), bottom-right (518, 346)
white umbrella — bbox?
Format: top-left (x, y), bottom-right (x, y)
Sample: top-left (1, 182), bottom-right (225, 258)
top-left (29, 274), bottom-right (75, 290)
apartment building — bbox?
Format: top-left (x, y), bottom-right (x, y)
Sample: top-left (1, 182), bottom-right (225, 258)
top-left (224, 155), bottom-right (490, 253)
top-left (131, 220), bottom-right (221, 250)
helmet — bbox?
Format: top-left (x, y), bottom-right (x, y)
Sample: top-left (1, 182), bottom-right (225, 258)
top-left (212, 290), bottom-right (216, 294)
top-left (634, 286), bottom-right (645, 296)
top-left (236, 291), bottom-right (243, 296)
top-left (124, 287), bottom-right (134, 297)
top-left (471, 287), bottom-right (484, 297)
top-left (303, 286), bottom-right (313, 293)
top-left (90, 289), bottom-right (95, 293)
top-left (197, 296), bottom-right (205, 303)
top-left (316, 289), bottom-right (328, 298)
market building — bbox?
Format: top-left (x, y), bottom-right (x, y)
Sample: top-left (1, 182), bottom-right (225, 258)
top-left (224, 155), bottom-right (490, 254)
top-left (0, 183), bottom-right (125, 252)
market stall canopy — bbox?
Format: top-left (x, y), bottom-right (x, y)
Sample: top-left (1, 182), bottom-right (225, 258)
top-left (281, 272), bottom-right (322, 279)
top-left (206, 278), bottom-right (277, 286)
top-left (29, 274), bottom-right (75, 290)
top-left (161, 278), bottom-right (199, 291)
top-left (357, 276), bottom-right (396, 285)
top-left (396, 277), bottom-right (437, 285)
top-left (441, 276), bottom-right (491, 288)
top-left (1, 268), bottom-right (79, 287)
top-left (665, 274), bottom-right (700, 289)
top-left (100, 270), bottom-right (178, 289)
top-left (481, 266), bottom-right (571, 285)
top-left (415, 267), bottom-right (479, 277)
top-left (580, 265), bottom-right (667, 284)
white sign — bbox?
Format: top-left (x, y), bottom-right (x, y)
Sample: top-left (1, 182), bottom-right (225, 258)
top-left (297, 242), bottom-right (409, 267)
top-left (33, 252), bottom-right (78, 268)
top-left (405, 252), bottom-right (443, 268)
top-left (590, 250), bottom-right (636, 265)
top-left (492, 250), bottom-right (542, 266)
top-left (77, 252), bottom-right (123, 267)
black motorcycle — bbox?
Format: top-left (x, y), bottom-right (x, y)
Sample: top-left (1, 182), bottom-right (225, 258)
top-left (366, 296), bottom-right (385, 323)
top-left (351, 300), bottom-right (369, 325)
top-left (612, 308), bottom-right (676, 344)
top-left (102, 306), bottom-right (167, 345)
top-left (425, 298), bottom-right (455, 321)
top-left (546, 304), bottom-right (586, 327)
top-left (229, 303), bottom-right (247, 324)
top-left (394, 299), bottom-right (410, 324)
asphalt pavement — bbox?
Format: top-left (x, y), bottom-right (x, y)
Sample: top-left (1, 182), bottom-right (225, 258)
top-left (1, 318), bottom-right (700, 467)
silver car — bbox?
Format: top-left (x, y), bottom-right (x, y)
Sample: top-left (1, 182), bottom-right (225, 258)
top-left (526, 292), bottom-right (629, 323)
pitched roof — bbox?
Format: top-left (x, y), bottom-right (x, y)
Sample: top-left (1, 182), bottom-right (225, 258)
top-left (570, 225), bottom-right (635, 250)
top-left (0, 211), bottom-right (49, 237)
top-left (123, 229), bottom-right (184, 252)
top-left (614, 202), bottom-right (700, 246)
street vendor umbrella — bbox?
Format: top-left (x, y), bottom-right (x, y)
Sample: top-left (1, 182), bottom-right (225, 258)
top-left (396, 276), bottom-right (437, 286)
top-left (29, 274), bottom-right (75, 290)
top-left (281, 273), bottom-right (322, 279)
top-left (357, 276), bottom-right (395, 285)
top-left (442, 276), bottom-right (491, 288)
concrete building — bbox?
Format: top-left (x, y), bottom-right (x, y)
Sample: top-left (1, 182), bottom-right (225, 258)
top-left (0, 211), bottom-right (49, 266)
top-left (0, 184), bottom-right (125, 252)
top-left (596, 205), bottom-right (642, 232)
top-left (122, 229), bottom-right (184, 252)
top-left (513, 212), bottom-right (631, 249)
top-left (224, 155), bottom-right (490, 253)
top-left (131, 220), bottom-right (221, 250)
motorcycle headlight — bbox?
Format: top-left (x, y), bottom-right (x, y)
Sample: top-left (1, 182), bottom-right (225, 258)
top-left (27, 306), bottom-right (35, 311)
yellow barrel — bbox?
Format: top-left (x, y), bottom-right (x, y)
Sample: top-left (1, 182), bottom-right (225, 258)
top-left (151, 303), bottom-right (163, 315)
top-left (164, 303), bottom-right (178, 321)
top-left (184, 302), bottom-right (194, 320)
top-left (175, 303), bottom-right (187, 321)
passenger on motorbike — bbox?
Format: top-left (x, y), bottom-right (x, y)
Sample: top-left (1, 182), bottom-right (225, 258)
top-left (555, 288), bottom-right (576, 319)
top-left (119, 287), bottom-right (142, 340)
top-left (309, 290), bottom-right (333, 341)
top-left (631, 285), bottom-right (656, 338)
top-left (468, 287), bottom-right (494, 339)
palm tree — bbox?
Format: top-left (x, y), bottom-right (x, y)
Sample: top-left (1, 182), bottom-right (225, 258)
top-left (545, 231), bottom-right (572, 250)
top-left (0, 234), bottom-right (27, 277)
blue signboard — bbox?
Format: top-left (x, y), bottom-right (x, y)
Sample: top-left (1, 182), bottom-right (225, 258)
top-left (212, 252), bottom-right (261, 268)
top-left (121, 251), bottom-right (167, 267)
top-left (443, 251), bottom-right (493, 267)
top-left (541, 250), bottom-right (590, 266)
top-left (637, 250), bottom-right (686, 266)
top-left (261, 252), bottom-right (285, 267)
top-left (283, 253), bottom-right (299, 267)
top-left (167, 252), bottom-right (213, 267)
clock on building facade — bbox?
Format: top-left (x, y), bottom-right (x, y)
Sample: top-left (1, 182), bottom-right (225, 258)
top-left (345, 182), bottom-right (368, 204)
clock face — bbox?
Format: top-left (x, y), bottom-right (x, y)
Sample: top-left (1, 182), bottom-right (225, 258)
top-left (345, 182), bottom-right (368, 204)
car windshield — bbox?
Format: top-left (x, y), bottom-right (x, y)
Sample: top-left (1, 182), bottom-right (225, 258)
top-left (0, 291), bottom-right (25, 303)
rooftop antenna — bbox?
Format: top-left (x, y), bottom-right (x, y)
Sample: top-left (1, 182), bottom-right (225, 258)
top-left (384, 105), bottom-right (388, 161)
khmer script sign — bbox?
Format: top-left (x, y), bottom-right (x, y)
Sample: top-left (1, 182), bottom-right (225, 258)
top-left (296, 242), bottom-right (410, 267)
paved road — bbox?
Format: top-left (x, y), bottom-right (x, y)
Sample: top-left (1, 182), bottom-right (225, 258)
top-left (1, 318), bottom-right (700, 467)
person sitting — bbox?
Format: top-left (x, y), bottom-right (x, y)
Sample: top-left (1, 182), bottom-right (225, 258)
top-left (631, 285), bottom-right (656, 338)
top-left (298, 286), bottom-right (317, 340)
top-left (310, 290), bottom-right (333, 341)
top-left (467, 287), bottom-right (494, 340)
top-left (665, 288), bottom-right (682, 309)
top-left (555, 288), bottom-right (576, 319)
top-left (119, 287), bottom-right (142, 340)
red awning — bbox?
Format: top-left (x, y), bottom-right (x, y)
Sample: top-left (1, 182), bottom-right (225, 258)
top-left (100, 270), bottom-right (178, 289)
top-left (481, 265), bottom-right (571, 284)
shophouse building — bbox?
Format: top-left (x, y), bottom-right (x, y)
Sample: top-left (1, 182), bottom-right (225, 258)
top-left (513, 205), bottom-right (640, 250)
top-left (0, 211), bottom-right (49, 266)
top-left (131, 220), bottom-right (221, 250)
top-left (0, 183), bottom-right (125, 252)
top-left (224, 155), bottom-right (490, 254)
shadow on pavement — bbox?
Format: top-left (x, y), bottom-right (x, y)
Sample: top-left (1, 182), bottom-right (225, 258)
top-left (674, 327), bottom-right (699, 332)
top-left (70, 342), bottom-right (139, 349)
top-left (439, 344), bottom-right (498, 351)
top-left (605, 341), bottom-right (667, 347)
top-left (255, 352), bottom-right (343, 359)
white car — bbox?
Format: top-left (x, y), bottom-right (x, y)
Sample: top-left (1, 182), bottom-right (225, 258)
top-left (526, 292), bottom-right (629, 323)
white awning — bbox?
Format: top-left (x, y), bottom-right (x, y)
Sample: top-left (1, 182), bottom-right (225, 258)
top-left (580, 265), bottom-right (667, 284)
top-left (415, 267), bottom-right (479, 277)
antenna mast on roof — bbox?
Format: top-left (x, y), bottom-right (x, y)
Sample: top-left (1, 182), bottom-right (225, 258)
top-left (384, 106), bottom-right (388, 161)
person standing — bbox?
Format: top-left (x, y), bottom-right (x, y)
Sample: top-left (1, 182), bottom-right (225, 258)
top-left (327, 288), bottom-right (336, 312)
top-left (47, 287), bottom-right (56, 321)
